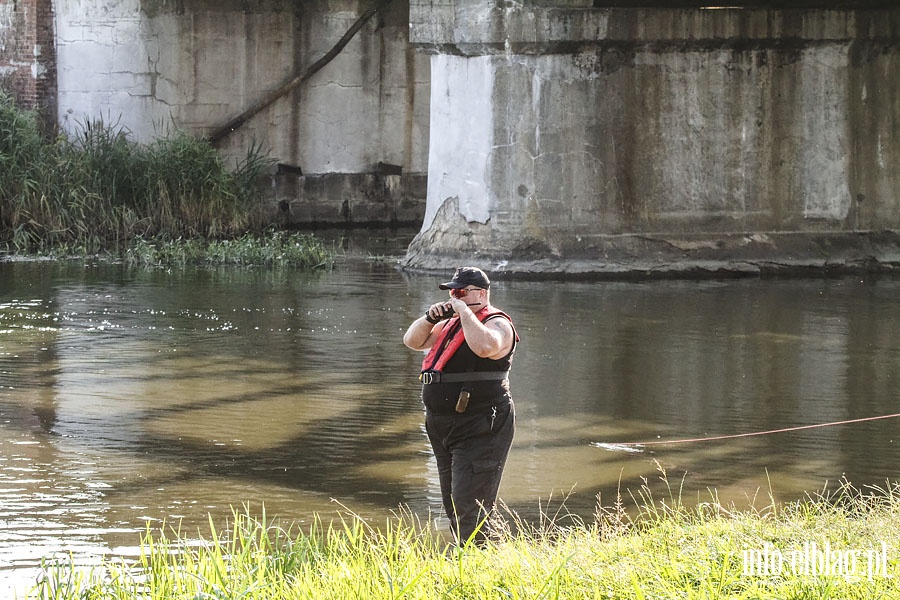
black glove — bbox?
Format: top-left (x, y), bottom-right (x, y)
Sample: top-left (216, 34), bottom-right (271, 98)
top-left (425, 303), bottom-right (454, 324)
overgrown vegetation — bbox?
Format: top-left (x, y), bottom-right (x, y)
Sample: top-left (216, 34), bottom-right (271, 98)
top-left (28, 473), bottom-right (900, 599)
top-left (124, 231), bottom-right (331, 269)
top-left (1, 91), bottom-right (327, 267)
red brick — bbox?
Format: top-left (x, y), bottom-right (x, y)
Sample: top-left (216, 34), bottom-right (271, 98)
top-left (0, 0), bottom-right (57, 128)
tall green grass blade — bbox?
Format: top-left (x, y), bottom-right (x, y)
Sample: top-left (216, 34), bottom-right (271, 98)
top-left (25, 465), bottom-right (900, 598)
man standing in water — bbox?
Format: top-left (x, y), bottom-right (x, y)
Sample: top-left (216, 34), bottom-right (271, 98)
top-left (403, 267), bottom-right (518, 545)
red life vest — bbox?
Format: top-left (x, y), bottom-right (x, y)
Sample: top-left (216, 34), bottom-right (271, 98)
top-left (420, 306), bottom-right (516, 373)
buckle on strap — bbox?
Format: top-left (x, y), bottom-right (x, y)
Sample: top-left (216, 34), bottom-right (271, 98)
top-left (420, 371), bottom-right (509, 384)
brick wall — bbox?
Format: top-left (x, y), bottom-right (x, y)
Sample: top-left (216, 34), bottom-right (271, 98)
top-left (0, 0), bottom-right (56, 129)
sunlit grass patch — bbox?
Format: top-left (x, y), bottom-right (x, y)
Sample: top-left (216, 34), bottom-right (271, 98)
top-left (28, 474), bottom-right (900, 599)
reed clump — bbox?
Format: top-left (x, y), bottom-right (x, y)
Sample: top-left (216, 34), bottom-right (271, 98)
top-left (1, 91), bottom-right (327, 267)
top-left (28, 477), bottom-right (900, 599)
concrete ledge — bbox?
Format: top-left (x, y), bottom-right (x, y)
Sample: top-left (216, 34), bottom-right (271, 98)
top-left (270, 171), bottom-right (427, 228)
top-left (399, 230), bottom-right (900, 280)
top-left (410, 4), bottom-right (900, 55)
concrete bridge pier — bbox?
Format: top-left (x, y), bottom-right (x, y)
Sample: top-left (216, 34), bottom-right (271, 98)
top-left (401, 2), bottom-right (900, 277)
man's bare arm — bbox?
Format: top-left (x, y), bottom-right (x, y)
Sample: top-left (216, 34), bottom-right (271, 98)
top-left (453, 302), bottom-right (513, 359)
top-left (403, 302), bottom-right (452, 351)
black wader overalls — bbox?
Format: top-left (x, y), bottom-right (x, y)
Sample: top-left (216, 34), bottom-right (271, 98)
top-left (421, 314), bottom-right (517, 545)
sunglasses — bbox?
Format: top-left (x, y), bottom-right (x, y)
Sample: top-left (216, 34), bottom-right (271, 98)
top-left (450, 287), bottom-right (481, 298)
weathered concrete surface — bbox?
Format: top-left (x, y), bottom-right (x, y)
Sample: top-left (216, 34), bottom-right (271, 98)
top-left (47, 0), bottom-right (427, 225)
top-left (402, 3), bottom-right (900, 277)
top-left (272, 169), bottom-right (427, 226)
top-left (405, 197), bottom-right (900, 278)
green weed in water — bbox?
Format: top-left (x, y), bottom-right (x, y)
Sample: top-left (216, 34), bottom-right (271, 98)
top-left (122, 230), bottom-right (331, 269)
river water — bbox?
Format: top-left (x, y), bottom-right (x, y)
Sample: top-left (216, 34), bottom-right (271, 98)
top-left (2, 231), bottom-right (900, 593)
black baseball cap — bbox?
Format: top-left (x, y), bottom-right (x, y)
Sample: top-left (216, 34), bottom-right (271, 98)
top-left (439, 267), bottom-right (491, 290)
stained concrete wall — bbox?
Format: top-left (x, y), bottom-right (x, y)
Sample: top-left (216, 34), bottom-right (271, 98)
top-left (403, 2), bottom-right (900, 276)
top-left (46, 0), bottom-right (428, 225)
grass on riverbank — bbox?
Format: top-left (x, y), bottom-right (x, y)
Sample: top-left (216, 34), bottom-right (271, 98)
top-left (1, 91), bottom-right (329, 267)
top-left (28, 476), bottom-right (900, 599)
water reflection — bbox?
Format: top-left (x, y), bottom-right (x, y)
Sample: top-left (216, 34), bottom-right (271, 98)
top-left (1, 256), bottom-right (900, 593)
top-left (496, 275), bottom-right (900, 509)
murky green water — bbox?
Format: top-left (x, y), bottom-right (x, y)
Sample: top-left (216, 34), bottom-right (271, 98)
top-left (2, 238), bottom-right (900, 592)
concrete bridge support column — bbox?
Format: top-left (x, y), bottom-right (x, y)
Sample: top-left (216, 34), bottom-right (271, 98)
top-left (403, 2), bottom-right (900, 277)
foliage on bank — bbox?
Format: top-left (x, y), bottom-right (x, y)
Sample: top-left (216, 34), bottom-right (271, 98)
top-left (0, 91), bottom-right (328, 267)
top-left (29, 475), bottom-right (900, 599)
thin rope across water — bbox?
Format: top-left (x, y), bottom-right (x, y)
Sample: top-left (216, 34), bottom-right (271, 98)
top-left (593, 412), bottom-right (900, 451)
